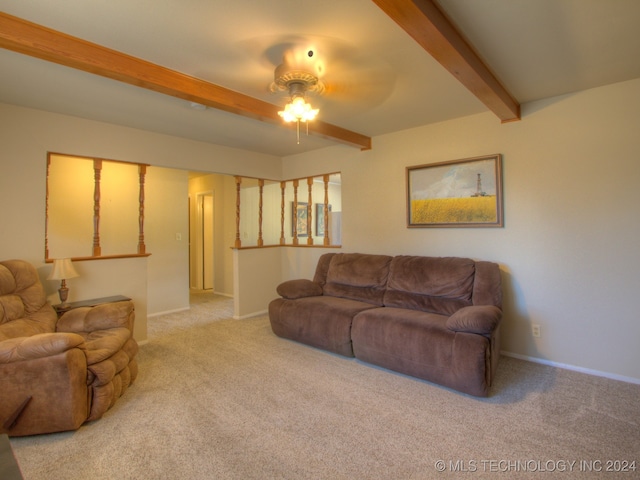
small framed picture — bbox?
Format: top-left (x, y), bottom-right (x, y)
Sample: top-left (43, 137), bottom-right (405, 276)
top-left (315, 203), bottom-right (332, 236)
top-left (292, 202), bottom-right (308, 237)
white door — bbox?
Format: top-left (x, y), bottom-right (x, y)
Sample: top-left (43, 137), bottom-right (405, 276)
top-left (202, 193), bottom-right (214, 290)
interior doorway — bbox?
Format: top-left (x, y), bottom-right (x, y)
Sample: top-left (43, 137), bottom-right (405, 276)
top-left (194, 191), bottom-right (214, 291)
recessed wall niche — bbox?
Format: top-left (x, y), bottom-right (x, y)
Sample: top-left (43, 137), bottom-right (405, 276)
top-left (45, 153), bottom-right (150, 261)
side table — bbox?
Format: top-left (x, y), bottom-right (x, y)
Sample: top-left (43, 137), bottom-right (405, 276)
top-left (53, 295), bottom-right (132, 316)
top-left (0, 434), bottom-right (23, 480)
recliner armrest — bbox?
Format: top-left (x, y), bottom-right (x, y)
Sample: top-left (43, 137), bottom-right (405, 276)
top-left (0, 332), bottom-right (85, 364)
top-left (57, 301), bottom-right (135, 334)
top-left (446, 305), bottom-right (502, 335)
top-left (277, 279), bottom-right (323, 299)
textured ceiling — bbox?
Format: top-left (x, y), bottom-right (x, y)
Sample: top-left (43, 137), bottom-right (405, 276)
top-left (1, 0), bottom-right (639, 157)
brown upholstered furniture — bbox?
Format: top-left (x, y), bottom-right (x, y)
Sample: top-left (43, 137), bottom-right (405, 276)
top-left (0, 259), bottom-right (138, 436)
top-left (269, 253), bottom-right (503, 397)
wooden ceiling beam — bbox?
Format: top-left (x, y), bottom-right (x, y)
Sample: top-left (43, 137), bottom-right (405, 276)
top-left (372, 0), bottom-right (520, 123)
top-left (0, 12), bottom-right (371, 151)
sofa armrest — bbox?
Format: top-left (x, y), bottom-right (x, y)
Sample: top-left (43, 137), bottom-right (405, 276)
top-left (57, 301), bottom-right (135, 334)
top-left (0, 332), bottom-right (85, 364)
top-left (446, 305), bottom-right (502, 335)
top-left (276, 279), bottom-right (323, 299)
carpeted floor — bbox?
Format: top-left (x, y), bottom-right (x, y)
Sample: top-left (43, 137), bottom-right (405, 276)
top-left (10, 293), bottom-right (640, 479)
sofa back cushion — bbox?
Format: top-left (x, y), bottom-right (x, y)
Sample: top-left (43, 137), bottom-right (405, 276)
top-left (383, 256), bottom-right (476, 315)
top-left (312, 253), bottom-right (337, 287)
top-left (473, 261), bottom-right (503, 309)
top-left (323, 253), bottom-right (392, 306)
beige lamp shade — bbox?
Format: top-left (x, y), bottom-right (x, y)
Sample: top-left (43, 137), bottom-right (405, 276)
top-left (48, 258), bottom-right (79, 281)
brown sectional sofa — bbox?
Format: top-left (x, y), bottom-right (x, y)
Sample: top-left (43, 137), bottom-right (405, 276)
top-left (269, 253), bottom-right (503, 396)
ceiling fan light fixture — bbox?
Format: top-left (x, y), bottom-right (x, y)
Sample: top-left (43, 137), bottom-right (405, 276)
top-left (278, 95), bottom-right (319, 123)
top-left (276, 78), bottom-right (320, 144)
top-left (278, 94), bottom-right (319, 145)
top-left (272, 60), bottom-right (324, 144)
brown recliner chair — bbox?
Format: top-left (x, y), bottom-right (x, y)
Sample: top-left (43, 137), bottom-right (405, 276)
top-left (0, 259), bottom-right (138, 436)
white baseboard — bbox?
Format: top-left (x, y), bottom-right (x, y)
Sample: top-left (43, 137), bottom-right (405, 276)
top-left (233, 309), bottom-right (268, 320)
top-left (147, 306), bottom-right (190, 318)
top-left (501, 350), bottom-right (640, 385)
top-left (214, 291), bottom-right (233, 298)
top-left (189, 289), bottom-right (233, 299)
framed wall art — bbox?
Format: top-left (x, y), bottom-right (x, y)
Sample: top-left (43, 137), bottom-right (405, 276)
top-left (292, 202), bottom-right (308, 237)
top-left (406, 154), bottom-right (503, 228)
top-left (315, 203), bottom-right (331, 236)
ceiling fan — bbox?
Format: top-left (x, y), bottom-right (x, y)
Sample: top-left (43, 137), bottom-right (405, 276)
top-left (239, 35), bottom-right (396, 116)
top-left (253, 37), bottom-right (395, 143)
top-left (268, 47), bottom-right (323, 142)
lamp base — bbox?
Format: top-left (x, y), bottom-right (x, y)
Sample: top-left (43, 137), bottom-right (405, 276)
top-left (58, 282), bottom-right (69, 308)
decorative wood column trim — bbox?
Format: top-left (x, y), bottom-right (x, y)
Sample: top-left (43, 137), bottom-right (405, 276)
top-left (292, 179), bottom-right (299, 246)
top-left (279, 181), bottom-right (286, 245)
top-left (45, 153), bottom-right (151, 260)
top-left (307, 177), bottom-right (314, 245)
top-left (92, 159), bottom-right (102, 257)
top-left (323, 174), bottom-right (331, 246)
top-left (45, 156), bottom-right (50, 259)
top-left (234, 176), bottom-right (242, 248)
top-left (257, 179), bottom-right (264, 247)
top-left (137, 164), bottom-right (147, 254)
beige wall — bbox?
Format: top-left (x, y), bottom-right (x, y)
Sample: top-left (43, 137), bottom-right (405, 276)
top-left (2, 77), bottom-right (639, 383)
top-left (281, 78), bottom-right (640, 383)
top-left (0, 103), bottom-right (281, 341)
top-left (233, 247), bottom-right (282, 319)
top-left (145, 167), bottom-right (190, 316)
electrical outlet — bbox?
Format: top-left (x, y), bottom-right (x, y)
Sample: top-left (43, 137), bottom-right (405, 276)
top-left (532, 324), bottom-right (541, 338)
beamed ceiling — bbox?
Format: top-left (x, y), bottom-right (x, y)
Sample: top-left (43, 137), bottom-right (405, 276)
top-left (1, 0), bottom-right (639, 157)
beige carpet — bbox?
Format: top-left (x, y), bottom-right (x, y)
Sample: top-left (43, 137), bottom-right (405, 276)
top-left (10, 293), bottom-right (640, 479)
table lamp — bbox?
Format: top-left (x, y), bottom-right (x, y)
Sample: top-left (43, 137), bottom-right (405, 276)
top-left (48, 258), bottom-right (79, 308)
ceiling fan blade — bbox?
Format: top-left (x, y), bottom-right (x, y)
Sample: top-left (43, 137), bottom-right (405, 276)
top-left (232, 34), bottom-right (396, 109)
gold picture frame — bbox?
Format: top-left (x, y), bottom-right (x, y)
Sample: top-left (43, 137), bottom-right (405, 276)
top-left (407, 154), bottom-right (503, 228)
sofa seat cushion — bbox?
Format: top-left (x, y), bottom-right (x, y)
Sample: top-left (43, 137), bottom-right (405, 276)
top-left (352, 307), bottom-right (453, 369)
top-left (323, 253), bottom-right (392, 306)
top-left (269, 295), bottom-right (380, 357)
top-left (0, 305), bottom-right (58, 341)
top-left (383, 256), bottom-right (475, 315)
top-left (352, 307), bottom-right (492, 396)
top-left (0, 316), bottom-right (51, 342)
